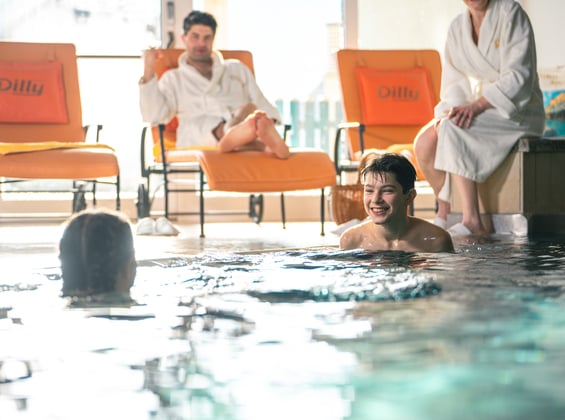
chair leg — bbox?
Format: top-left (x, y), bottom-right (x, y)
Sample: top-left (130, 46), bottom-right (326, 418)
top-left (92, 180), bottom-right (97, 207)
top-left (115, 175), bottom-right (121, 210)
top-left (320, 188), bottom-right (326, 236)
top-left (164, 178), bottom-right (170, 220)
top-left (136, 183), bottom-right (149, 218)
top-left (146, 176), bottom-right (152, 217)
top-left (280, 192), bottom-right (286, 229)
top-left (199, 169), bottom-right (205, 238)
top-left (72, 185), bottom-right (86, 213)
top-left (249, 194), bottom-right (264, 224)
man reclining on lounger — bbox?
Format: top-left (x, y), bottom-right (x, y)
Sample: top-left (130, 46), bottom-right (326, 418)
top-left (139, 10), bottom-right (290, 159)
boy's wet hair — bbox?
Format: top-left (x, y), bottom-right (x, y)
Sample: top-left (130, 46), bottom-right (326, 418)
top-left (183, 10), bottom-right (218, 35)
top-left (59, 210), bottom-right (135, 297)
top-left (361, 153), bottom-right (416, 193)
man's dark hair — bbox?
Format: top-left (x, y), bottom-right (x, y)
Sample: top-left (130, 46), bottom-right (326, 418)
top-left (183, 10), bottom-right (217, 35)
top-left (361, 153), bottom-right (416, 193)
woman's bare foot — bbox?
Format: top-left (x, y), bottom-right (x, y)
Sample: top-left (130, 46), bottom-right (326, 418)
top-left (463, 217), bottom-right (492, 236)
top-left (256, 112), bottom-right (290, 159)
top-left (436, 199), bottom-right (451, 222)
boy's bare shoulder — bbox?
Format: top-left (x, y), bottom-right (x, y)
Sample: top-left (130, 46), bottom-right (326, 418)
top-left (339, 220), bottom-right (372, 249)
top-left (410, 217), bottom-right (454, 252)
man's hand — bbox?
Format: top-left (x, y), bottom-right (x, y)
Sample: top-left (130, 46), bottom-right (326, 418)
top-left (212, 121), bottom-right (226, 141)
top-left (141, 48), bottom-right (159, 83)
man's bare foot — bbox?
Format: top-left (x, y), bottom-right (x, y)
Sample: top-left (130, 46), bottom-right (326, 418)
top-left (256, 113), bottom-right (290, 159)
top-left (218, 113), bottom-right (259, 152)
top-left (225, 103), bottom-right (257, 131)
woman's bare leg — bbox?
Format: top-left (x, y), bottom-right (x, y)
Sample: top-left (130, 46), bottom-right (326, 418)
top-left (452, 174), bottom-right (490, 235)
top-left (413, 121), bottom-right (450, 219)
top-left (256, 112), bottom-right (290, 159)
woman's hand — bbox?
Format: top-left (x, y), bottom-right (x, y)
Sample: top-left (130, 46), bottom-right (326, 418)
top-left (447, 97), bottom-right (492, 128)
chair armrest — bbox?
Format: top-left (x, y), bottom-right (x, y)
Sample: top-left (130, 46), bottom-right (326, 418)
top-left (157, 123), bottom-right (168, 167)
top-left (140, 125), bottom-right (150, 177)
top-left (140, 123), bottom-right (169, 178)
top-left (83, 124), bottom-right (103, 143)
top-left (333, 121), bottom-right (365, 180)
top-left (283, 124), bottom-right (291, 142)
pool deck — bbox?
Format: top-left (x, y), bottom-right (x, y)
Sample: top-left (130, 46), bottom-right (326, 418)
top-left (0, 220), bottom-right (343, 272)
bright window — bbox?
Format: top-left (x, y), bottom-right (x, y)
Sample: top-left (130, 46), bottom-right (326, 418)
top-left (1, 0), bottom-right (344, 194)
top-left (0, 0), bottom-right (161, 55)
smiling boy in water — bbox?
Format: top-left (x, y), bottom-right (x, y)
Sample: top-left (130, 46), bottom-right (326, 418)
top-left (340, 153), bottom-right (454, 253)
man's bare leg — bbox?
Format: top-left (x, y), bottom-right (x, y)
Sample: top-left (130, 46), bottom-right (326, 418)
top-left (256, 112), bottom-right (290, 159)
top-left (218, 112), bottom-right (260, 152)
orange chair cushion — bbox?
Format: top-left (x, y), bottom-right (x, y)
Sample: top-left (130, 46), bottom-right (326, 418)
top-left (154, 146), bottom-right (218, 163)
top-left (0, 148), bottom-right (119, 179)
top-left (197, 148), bottom-right (336, 192)
top-left (0, 61), bottom-right (68, 123)
top-left (0, 141), bottom-right (114, 155)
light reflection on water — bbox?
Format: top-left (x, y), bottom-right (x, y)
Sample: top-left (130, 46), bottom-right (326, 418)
top-left (2, 237), bottom-right (565, 419)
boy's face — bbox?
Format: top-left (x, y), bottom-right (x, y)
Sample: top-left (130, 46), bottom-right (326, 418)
top-left (363, 171), bottom-right (415, 224)
top-left (182, 24), bottom-right (215, 62)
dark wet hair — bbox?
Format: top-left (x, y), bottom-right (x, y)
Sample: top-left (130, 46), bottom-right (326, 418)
top-left (361, 153), bottom-right (416, 193)
top-left (183, 10), bottom-right (217, 35)
top-left (59, 210), bottom-right (135, 297)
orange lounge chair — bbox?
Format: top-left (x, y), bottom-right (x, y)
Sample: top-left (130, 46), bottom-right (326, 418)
top-left (0, 41), bottom-right (120, 213)
top-left (138, 49), bottom-right (336, 237)
top-left (334, 49), bottom-right (442, 182)
top-left (333, 49), bottom-right (442, 216)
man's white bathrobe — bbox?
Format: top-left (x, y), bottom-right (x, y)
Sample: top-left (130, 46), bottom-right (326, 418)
top-left (434, 0), bottom-right (545, 184)
top-left (139, 51), bottom-right (281, 148)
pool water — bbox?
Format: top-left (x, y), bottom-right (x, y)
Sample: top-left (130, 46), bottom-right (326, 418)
top-left (1, 235), bottom-right (565, 419)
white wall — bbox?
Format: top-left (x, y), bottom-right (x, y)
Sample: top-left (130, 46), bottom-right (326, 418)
top-left (357, 0), bottom-right (464, 52)
top-left (356, 0), bottom-right (564, 68)
top-left (521, 0), bottom-right (565, 68)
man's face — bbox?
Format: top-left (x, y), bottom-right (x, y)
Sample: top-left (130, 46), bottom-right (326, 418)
top-left (363, 171), bottom-right (414, 224)
top-left (463, 0), bottom-right (489, 13)
top-left (182, 24), bottom-right (215, 62)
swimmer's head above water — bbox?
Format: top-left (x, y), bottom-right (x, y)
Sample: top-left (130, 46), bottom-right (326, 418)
top-left (59, 209), bottom-right (136, 299)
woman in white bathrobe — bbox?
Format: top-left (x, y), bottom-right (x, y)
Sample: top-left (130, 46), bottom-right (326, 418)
top-left (413, 0), bottom-right (545, 235)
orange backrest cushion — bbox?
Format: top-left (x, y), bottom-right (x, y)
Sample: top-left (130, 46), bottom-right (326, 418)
top-left (337, 49), bottom-right (441, 154)
top-left (0, 60), bottom-right (68, 123)
top-left (0, 42), bottom-right (84, 143)
top-left (355, 66), bottom-right (435, 126)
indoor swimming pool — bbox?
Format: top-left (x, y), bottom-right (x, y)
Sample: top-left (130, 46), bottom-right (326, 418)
top-left (1, 233), bottom-right (565, 419)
